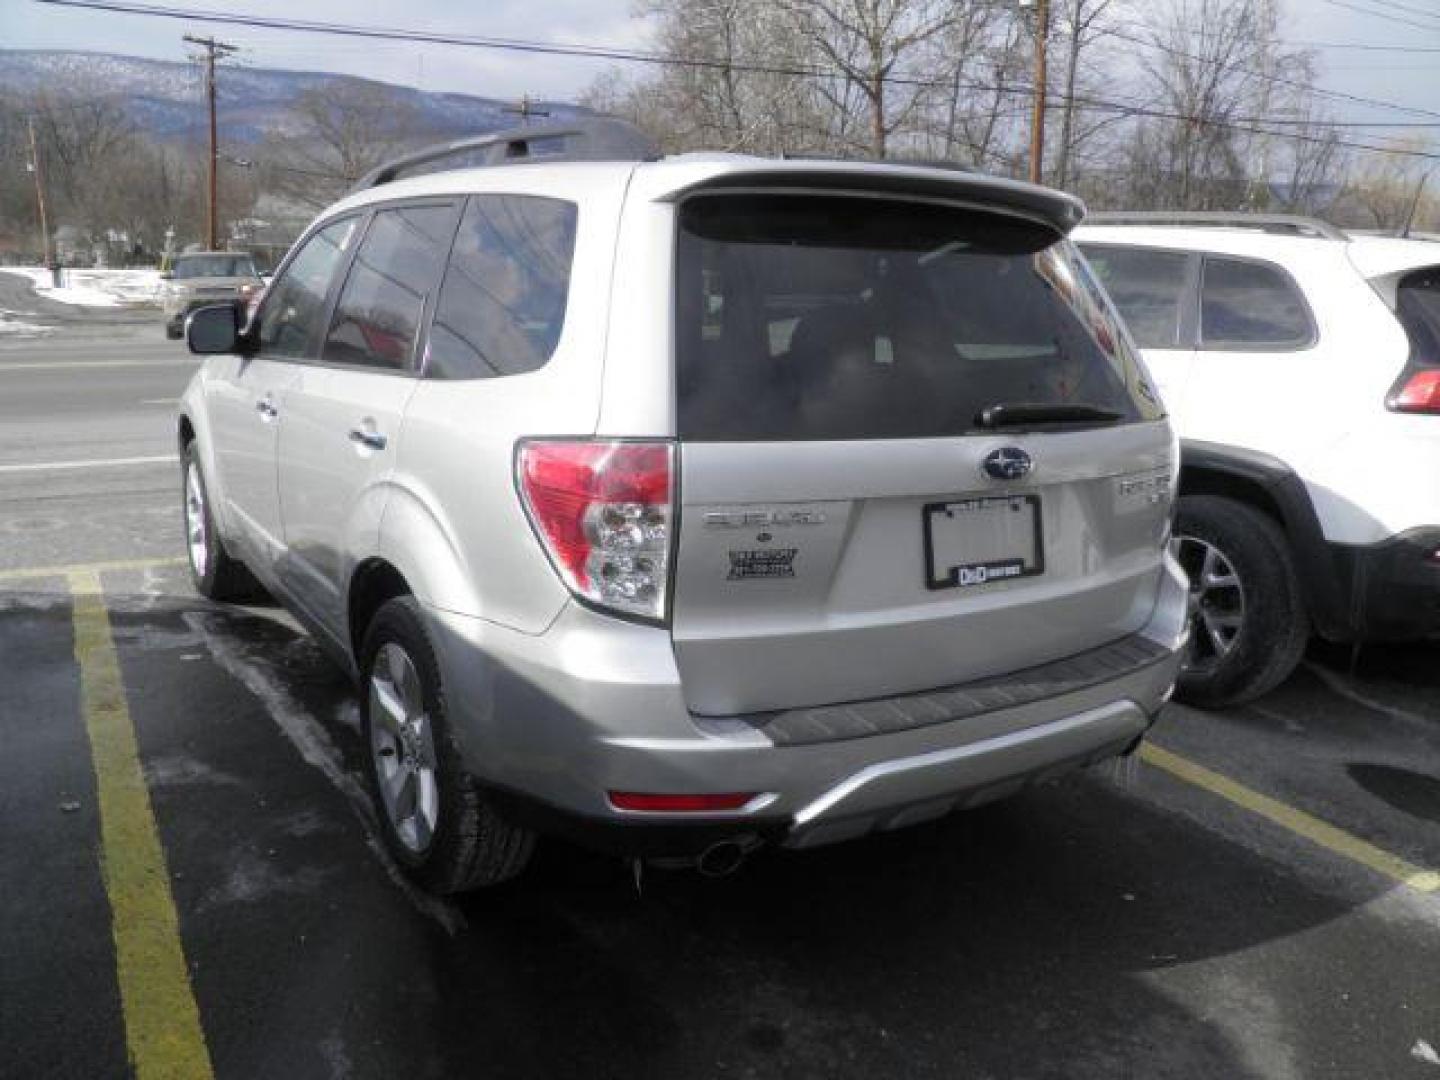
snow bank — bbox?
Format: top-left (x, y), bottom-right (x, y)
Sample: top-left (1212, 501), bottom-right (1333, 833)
top-left (2, 267), bottom-right (163, 307)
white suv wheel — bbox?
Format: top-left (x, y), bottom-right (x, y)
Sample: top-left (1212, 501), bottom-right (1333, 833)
top-left (1170, 534), bottom-right (1246, 673)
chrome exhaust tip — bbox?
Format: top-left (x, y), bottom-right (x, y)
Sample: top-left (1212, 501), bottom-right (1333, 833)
top-left (696, 839), bottom-right (749, 878)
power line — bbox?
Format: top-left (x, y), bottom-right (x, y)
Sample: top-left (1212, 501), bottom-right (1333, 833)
top-left (1358, 0), bottom-right (1440, 22)
top-left (1319, 0), bottom-right (1440, 31)
top-left (45, 0), bottom-right (1440, 131)
top-left (1287, 40), bottom-right (1440, 53)
top-left (1096, 16), bottom-right (1440, 123)
top-left (29, 0), bottom-right (1440, 163)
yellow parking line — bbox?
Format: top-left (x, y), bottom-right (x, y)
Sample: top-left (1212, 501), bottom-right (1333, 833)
top-left (0, 557), bottom-right (185, 584)
top-left (69, 569), bottom-right (213, 1079)
top-left (1141, 742), bottom-right (1440, 895)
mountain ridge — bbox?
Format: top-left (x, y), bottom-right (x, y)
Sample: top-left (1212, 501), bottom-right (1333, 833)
top-left (0, 48), bottom-right (585, 144)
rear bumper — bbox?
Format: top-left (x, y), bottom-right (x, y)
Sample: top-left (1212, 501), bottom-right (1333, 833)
top-left (427, 556), bottom-right (1188, 856)
top-left (1329, 527), bottom-right (1440, 641)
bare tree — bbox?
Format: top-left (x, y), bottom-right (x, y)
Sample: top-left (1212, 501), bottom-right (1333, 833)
top-left (1053, 0), bottom-right (1114, 188)
top-left (780, 0), bottom-right (958, 157)
top-left (261, 80), bottom-right (431, 209)
top-left (1136, 0), bottom-right (1270, 207)
top-left (1333, 140), bottom-right (1437, 231)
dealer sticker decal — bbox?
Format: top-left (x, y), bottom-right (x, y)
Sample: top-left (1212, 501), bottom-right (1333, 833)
top-left (728, 548), bottom-right (798, 580)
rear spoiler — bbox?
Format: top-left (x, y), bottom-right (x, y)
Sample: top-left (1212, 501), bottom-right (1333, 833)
top-left (657, 164), bottom-right (1086, 236)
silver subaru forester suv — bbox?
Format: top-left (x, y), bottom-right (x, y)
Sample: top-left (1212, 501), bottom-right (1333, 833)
top-left (178, 120), bottom-right (1189, 892)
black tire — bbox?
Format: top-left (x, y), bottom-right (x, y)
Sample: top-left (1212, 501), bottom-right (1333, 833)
top-left (1172, 495), bottom-right (1310, 709)
top-left (181, 442), bottom-right (258, 601)
top-left (360, 597), bottom-right (535, 893)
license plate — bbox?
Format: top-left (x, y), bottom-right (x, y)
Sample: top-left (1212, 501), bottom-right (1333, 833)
top-left (924, 494), bottom-right (1044, 590)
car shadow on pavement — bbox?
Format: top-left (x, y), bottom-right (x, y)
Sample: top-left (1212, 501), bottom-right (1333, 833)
top-left (438, 776), bottom-right (1411, 1080)
top-left (1347, 762), bottom-right (1440, 825)
top-left (85, 591), bottom-right (1436, 1080)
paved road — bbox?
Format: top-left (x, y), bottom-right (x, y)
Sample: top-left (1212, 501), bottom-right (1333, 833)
top-left (2, 325), bottom-right (1438, 1080)
top-left (0, 323), bottom-right (194, 569)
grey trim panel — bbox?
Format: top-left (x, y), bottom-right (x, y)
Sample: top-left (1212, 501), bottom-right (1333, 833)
top-left (703, 633), bottom-right (1169, 747)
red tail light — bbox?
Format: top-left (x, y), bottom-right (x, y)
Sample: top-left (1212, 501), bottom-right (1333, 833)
top-left (608, 791), bottom-right (759, 813)
top-left (1391, 369), bottom-right (1440, 414)
top-left (516, 440), bottom-right (675, 621)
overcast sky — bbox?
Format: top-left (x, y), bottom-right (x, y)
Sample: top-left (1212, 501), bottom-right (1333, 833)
top-left (2, 0), bottom-right (1438, 129)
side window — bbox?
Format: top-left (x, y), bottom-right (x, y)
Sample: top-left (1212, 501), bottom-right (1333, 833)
top-left (1200, 256), bottom-right (1314, 349)
top-left (323, 204), bottom-right (459, 372)
top-left (427, 195), bottom-right (578, 380)
top-left (257, 218), bottom-right (357, 358)
top-left (1078, 244), bottom-right (1191, 349)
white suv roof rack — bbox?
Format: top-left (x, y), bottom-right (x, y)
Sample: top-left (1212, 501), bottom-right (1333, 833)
top-left (354, 118), bottom-right (661, 192)
top-left (1085, 211), bottom-right (1348, 242)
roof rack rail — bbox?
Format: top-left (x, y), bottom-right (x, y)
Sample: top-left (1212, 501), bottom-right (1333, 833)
top-left (352, 117), bottom-right (660, 192)
top-left (1085, 211), bottom-right (1348, 242)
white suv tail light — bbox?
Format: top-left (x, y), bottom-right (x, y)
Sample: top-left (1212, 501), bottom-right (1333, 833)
top-left (1389, 368), bottom-right (1440, 414)
top-left (516, 439), bottom-right (675, 622)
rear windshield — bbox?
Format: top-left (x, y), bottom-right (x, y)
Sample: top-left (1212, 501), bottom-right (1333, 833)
top-left (1397, 266), bottom-right (1440, 366)
top-left (172, 255), bottom-right (257, 279)
top-left (675, 195), bottom-right (1162, 441)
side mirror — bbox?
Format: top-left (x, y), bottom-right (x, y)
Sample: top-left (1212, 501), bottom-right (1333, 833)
top-left (186, 304), bottom-right (242, 355)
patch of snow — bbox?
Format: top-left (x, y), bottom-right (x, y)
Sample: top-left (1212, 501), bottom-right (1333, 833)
top-left (0, 309), bottom-right (52, 335)
top-left (182, 610), bottom-right (465, 936)
top-left (1414, 1040), bottom-right (1440, 1066)
top-left (1, 266), bottom-right (163, 307)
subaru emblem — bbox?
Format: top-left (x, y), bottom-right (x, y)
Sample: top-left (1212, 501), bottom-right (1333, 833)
top-left (982, 447), bottom-right (1033, 481)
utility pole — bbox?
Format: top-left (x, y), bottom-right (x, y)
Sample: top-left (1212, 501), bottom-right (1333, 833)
top-left (184, 34), bottom-right (236, 250)
top-left (1024, 0), bottom-right (1050, 186)
top-left (25, 115), bottom-right (54, 274)
top-left (503, 94), bottom-right (550, 125)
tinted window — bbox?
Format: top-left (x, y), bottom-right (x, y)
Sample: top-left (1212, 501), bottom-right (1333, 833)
top-left (1200, 257), bottom-right (1313, 348)
top-left (172, 254), bottom-right (258, 279)
top-left (1396, 266), bottom-right (1440, 366)
top-left (258, 218), bottom-right (357, 358)
top-left (675, 195), bottom-right (1161, 442)
top-left (323, 204), bottom-right (459, 371)
top-left (1079, 244), bottom-right (1190, 349)
top-left (428, 196), bottom-right (578, 379)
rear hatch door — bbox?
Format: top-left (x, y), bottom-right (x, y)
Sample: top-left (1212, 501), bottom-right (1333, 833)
top-left (668, 193), bottom-right (1172, 716)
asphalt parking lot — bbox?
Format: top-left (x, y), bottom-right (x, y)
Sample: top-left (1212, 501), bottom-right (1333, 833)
top-left (2, 294), bottom-right (1439, 1079)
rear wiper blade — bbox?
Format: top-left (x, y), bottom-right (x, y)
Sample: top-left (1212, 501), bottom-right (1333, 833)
top-left (975, 402), bottom-right (1125, 429)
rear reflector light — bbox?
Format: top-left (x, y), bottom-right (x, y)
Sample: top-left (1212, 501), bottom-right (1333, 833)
top-left (609, 792), bottom-right (758, 813)
top-left (1391, 369), bottom-right (1440, 414)
top-left (516, 439), bottom-right (675, 621)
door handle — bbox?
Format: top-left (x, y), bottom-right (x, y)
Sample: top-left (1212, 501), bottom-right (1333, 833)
top-left (255, 397), bottom-right (278, 420)
top-left (348, 428), bottom-right (388, 451)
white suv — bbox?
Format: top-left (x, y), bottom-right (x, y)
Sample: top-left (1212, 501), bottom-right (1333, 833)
top-left (177, 121), bottom-right (1188, 892)
top-left (1075, 213), bottom-right (1440, 707)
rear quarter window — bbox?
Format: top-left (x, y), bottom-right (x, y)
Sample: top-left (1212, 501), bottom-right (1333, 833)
top-left (1200, 256), bottom-right (1314, 350)
top-left (676, 194), bottom-right (1162, 442)
top-left (427, 195), bottom-right (578, 380)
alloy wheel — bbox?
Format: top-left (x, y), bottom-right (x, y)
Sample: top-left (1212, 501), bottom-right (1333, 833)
top-left (184, 462), bottom-right (209, 580)
top-left (368, 643), bottom-right (440, 854)
top-left (1170, 534), bottom-right (1246, 673)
